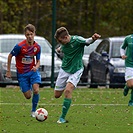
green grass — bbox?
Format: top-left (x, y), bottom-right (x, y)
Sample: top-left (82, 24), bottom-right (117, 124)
top-left (0, 86), bottom-right (133, 133)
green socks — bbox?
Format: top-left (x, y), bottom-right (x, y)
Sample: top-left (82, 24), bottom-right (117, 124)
top-left (129, 89), bottom-right (133, 103)
top-left (123, 85), bottom-right (129, 96)
top-left (60, 98), bottom-right (72, 119)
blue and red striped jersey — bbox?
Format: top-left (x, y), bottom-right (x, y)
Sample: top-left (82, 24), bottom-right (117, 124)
top-left (10, 40), bottom-right (41, 74)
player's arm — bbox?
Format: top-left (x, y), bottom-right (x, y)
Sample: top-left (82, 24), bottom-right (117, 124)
top-left (5, 53), bottom-right (13, 78)
top-left (120, 38), bottom-right (127, 59)
top-left (32, 60), bottom-right (40, 72)
top-left (55, 45), bottom-right (64, 59)
top-left (85, 33), bottom-right (101, 45)
top-left (120, 45), bottom-right (127, 59)
top-left (5, 44), bottom-right (20, 78)
top-left (85, 38), bottom-right (94, 45)
top-left (56, 46), bottom-right (62, 54)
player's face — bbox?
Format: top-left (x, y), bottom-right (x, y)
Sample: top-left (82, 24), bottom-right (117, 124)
top-left (57, 36), bottom-right (69, 44)
top-left (25, 30), bottom-right (35, 45)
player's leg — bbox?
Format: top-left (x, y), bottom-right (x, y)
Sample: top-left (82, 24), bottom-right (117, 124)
top-left (18, 73), bottom-right (32, 99)
top-left (32, 83), bottom-right (40, 112)
top-left (23, 90), bottom-right (32, 99)
top-left (123, 84), bottom-right (133, 106)
top-left (123, 68), bottom-right (130, 96)
top-left (54, 68), bottom-right (71, 123)
top-left (54, 90), bottom-right (64, 98)
top-left (18, 73), bottom-right (34, 117)
top-left (54, 68), bottom-right (68, 98)
top-left (30, 71), bottom-right (41, 117)
top-left (57, 68), bottom-right (83, 123)
top-left (123, 83), bottom-right (129, 96)
top-left (127, 79), bottom-right (133, 106)
top-left (57, 82), bottom-right (73, 123)
top-left (127, 79), bottom-right (133, 88)
top-left (128, 89), bottom-right (133, 106)
top-left (124, 67), bottom-right (133, 106)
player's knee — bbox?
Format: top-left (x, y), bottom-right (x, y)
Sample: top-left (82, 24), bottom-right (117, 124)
top-left (129, 85), bottom-right (133, 88)
top-left (33, 84), bottom-right (39, 94)
top-left (127, 83), bottom-right (133, 88)
top-left (64, 89), bottom-right (71, 95)
top-left (25, 95), bottom-right (31, 99)
top-left (24, 92), bottom-right (31, 99)
top-left (54, 90), bottom-right (63, 98)
top-left (33, 89), bottom-right (39, 94)
top-left (64, 89), bottom-right (72, 98)
top-left (54, 94), bottom-right (61, 98)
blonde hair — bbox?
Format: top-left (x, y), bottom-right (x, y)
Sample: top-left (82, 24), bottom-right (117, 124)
top-left (54, 27), bottom-right (69, 39)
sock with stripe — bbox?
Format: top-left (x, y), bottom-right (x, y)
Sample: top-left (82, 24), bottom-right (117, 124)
top-left (60, 98), bottom-right (72, 119)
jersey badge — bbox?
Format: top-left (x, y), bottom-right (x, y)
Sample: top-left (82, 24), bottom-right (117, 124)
top-left (34, 47), bottom-right (37, 52)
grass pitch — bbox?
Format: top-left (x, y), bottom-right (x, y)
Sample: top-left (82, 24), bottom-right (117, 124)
top-left (0, 86), bottom-right (133, 133)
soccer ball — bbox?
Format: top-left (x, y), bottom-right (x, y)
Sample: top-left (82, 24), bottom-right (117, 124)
top-left (35, 108), bottom-right (48, 122)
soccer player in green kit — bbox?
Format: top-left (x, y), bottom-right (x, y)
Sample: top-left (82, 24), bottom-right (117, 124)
top-left (54, 27), bottom-right (101, 123)
top-left (120, 34), bottom-right (133, 106)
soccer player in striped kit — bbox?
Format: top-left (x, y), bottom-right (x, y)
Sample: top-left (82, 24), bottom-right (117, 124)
top-left (6, 24), bottom-right (41, 117)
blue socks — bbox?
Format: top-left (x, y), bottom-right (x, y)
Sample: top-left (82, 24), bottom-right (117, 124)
top-left (32, 94), bottom-right (39, 112)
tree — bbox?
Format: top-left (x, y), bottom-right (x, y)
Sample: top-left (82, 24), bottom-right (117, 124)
top-left (0, 0), bottom-right (133, 42)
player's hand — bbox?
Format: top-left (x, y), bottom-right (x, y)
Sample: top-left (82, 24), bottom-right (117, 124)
top-left (92, 33), bottom-right (101, 40)
top-left (5, 71), bottom-right (11, 79)
top-left (56, 47), bottom-right (61, 53)
top-left (121, 55), bottom-right (127, 59)
top-left (31, 66), bottom-right (37, 72)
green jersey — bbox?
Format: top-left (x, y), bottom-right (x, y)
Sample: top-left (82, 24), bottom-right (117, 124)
top-left (61, 35), bottom-right (88, 73)
top-left (121, 34), bottom-right (133, 67)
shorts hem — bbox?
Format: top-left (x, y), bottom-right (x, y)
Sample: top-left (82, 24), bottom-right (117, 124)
top-left (54, 88), bottom-right (65, 91)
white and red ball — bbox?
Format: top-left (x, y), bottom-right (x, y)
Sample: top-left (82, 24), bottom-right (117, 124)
top-left (35, 108), bottom-right (48, 122)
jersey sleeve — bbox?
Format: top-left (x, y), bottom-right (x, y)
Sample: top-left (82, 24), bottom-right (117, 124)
top-left (74, 36), bottom-right (86, 47)
top-left (76, 36), bottom-right (86, 43)
top-left (36, 45), bottom-right (41, 60)
top-left (121, 37), bottom-right (128, 50)
top-left (10, 44), bottom-right (21, 56)
top-left (120, 46), bottom-right (126, 56)
top-left (76, 36), bottom-right (94, 46)
top-left (85, 38), bottom-right (94, 46)
top-left (120, 36), bottom-right (129, 56)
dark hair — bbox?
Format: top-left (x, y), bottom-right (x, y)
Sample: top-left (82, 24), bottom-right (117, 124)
top-left (54, 27), bottom-right (69, 39)
top-left (24, 24), bottom-right (36, 33)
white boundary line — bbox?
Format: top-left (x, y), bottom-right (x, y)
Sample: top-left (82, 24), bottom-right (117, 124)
top-left (0, 103), bottom-right (127, 106)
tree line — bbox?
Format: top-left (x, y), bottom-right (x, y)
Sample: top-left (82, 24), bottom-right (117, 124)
top-left (0, 0), bottom-right (133, 43)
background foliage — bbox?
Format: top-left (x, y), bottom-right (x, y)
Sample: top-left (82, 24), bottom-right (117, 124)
top-left (0, 0), bottom-right (133, 43)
